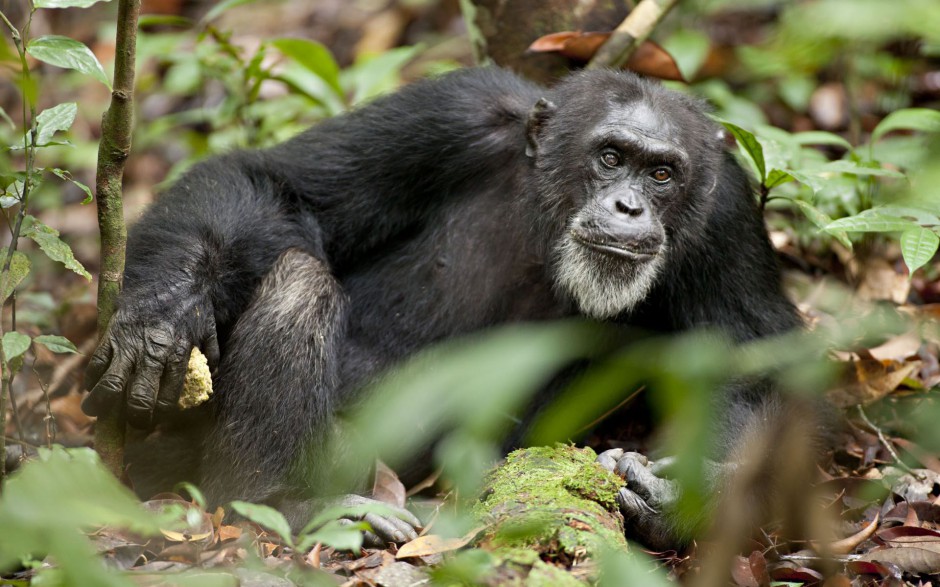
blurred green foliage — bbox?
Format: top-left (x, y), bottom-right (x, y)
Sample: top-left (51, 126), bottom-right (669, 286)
top-left (2, 0), bottom-right (940, 584)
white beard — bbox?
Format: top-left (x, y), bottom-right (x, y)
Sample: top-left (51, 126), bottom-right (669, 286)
top-left (552, 235), bottom-right (666, 319)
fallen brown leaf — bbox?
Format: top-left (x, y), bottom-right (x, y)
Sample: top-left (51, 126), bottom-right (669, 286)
top-left (396, 526), bottom-right (484, 559)
top-left (826, 513), bottom-right (879, 555)
top-left (372, 459), bottom-right (406, 508)
top-left (827, 357), bottom-right (920, 407)
top-left (527, 32), bottom-right (684, 81)
top-left (860, 546), bottom-right (940, 574)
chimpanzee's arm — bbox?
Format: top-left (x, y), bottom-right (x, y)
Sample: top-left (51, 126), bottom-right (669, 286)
top-left (83, 151), bottom-right (322, 428)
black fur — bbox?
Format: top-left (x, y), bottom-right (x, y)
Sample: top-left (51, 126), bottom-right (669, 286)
top-left (84, 67), bottom-right (802, 547)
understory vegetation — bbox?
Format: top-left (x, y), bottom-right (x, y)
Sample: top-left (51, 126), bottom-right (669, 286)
top-left (0, 0), bottom-right (939, 585)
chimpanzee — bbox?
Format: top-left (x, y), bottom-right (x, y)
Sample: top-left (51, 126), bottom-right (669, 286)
top-left (83, 67), bottom-right (803, 549)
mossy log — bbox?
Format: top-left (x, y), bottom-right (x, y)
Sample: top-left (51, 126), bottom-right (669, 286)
top-left (471, 445), bottom-right (629, 586)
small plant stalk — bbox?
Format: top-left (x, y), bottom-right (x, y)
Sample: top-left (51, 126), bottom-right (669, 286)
top-left (93, 0), bottom-right (141, 477)
top-left (0, 8), bottom-right (37, 484)
top-left (586, 0), bottom-right (679, 70)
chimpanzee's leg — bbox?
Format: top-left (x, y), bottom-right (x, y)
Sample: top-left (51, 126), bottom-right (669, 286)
top-left (199, 248), bottom-right (346, 511)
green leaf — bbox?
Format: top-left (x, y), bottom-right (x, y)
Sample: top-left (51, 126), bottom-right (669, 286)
top-left (35, 103), bottom-right (77, 146)
top-left (2, 331), bottom-right (31, 361)
top-left (764, 169), bottom-right (795, 189)
top-left (0, 247), bottom-right (31, 302)
top-left (721, 121), bottom-right (766, 182)
top-left (792, 131), bottom-right (853, 150)
top-left (49, 168), bottom-right (94, 204)
top-left (34, 0), bottom-right (111, 7)
top-left (21, 216), bottom-right (92, 280)
top-left (26, 36), bottom-right (111, 89)
top-left (900, 227), bottom-right (940, 275)
top-left (786, 170), bottom-right (827, 194)
top-left (872, 108), bottom-right (940, 142)
top-left (813, 160), bottom-right (906, 178)
top-left (297, 519), bottom-right (366, 552)
top-left (792, 201), bottom-right (852, 249)
top-left (229, 501), bottom-right (294, 547)
top-left (344, 46), bottom-right (421, 106)
top-left (174, 482), bottom-right (207, 508)
top-left (34, 335), bottom-right (78, 354)
top-left (825, 214), bottom-right (919, 234)
top-left (203, 0), bottom-right (261, 22)
top-left (0, 447), bottom-right (160, 580)
top-left (271, 38), bottom-right (342, 98)
top-left (660, 29), bottom-right (710, 81)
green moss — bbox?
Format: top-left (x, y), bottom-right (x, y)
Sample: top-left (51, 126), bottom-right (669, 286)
top-left (470, 444), bottom-right (629, 585)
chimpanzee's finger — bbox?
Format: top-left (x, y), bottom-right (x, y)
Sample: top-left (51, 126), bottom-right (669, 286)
top-left (83, 336), bottom-right (113, 390)
top-left (202, 330), bottom-right (220, 373)
top-left (82, 349), bottom-right (133, 417)
top-left (595, 448), bottom-right (625, 473)
top-left (126, 354), bottom-right (165, 429)
top-left (154, 343), bottom-right (192, 421)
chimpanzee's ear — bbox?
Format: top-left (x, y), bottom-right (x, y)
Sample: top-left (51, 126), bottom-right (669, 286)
top-left (525, 98), bottom-right (557, 158)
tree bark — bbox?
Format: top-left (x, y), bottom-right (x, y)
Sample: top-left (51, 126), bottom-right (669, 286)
top-left (92, 0), bottom-right (141, 477)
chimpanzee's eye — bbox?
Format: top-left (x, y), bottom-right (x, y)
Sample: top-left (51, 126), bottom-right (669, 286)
top-left (600, 151), bottom-right (621, 168)
top-left (651, 167), bottom-right (672, 182)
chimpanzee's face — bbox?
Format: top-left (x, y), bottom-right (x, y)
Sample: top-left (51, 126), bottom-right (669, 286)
top-left (526, 72), bottom-right (724, 319)
top-left (552, 100), bottom-right (690, 318)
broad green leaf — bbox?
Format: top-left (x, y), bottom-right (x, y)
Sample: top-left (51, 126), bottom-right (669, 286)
top-left (21, 216), bottom-right (91, 280)
top-left (786, 170), bottom-right (827, 194)
top-left (271, 38), bottom-right (342, 98)
top-left (825, 214), bottom-right (918, 234)
top-left (26, 36), bottom-right (111, 89)
top-left (34, 335), bottom-right (78, 354)
top-left (721, 121), bottom-right (766, 181)
top-left (792, 131), bottom-right (853, 150)
top-left (792, 201), bottom-right (852, 249)
top-left (35, 103), bottom-right (77, 146)
top-left (872, 108), bottom-right (940, 142)
top-left (2, 331), bottom-right (31, 360)
top-left (900, 227), bottom-right (940, 275)
top-left (49, 168), bottom-right (94, 204)
top-left (875, 205), bottom-right (940, 226)
top-left (229, 501), bottom-right (294, 547)
top-left (0, 247), bottom-right (31, 301)
top-left (344, 46), bottom-right (421, 106)
top-left (0, 447), bottom-right (160, 580)
top-left (297, 519), bottom-right (366, 552)
top-left (34, 0), bottom-right (110, 7)
top-left (764, 169), bottom-right (795, 189)
top-left (661, 29), bottom-right (710, 81)
top-left (203, 0), bottom-right (261, 22)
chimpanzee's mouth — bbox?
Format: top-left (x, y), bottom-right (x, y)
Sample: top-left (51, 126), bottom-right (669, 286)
top-left (569, 231), bottom-right (658, 261)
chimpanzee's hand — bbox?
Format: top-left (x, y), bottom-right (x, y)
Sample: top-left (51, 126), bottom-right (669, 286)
top-left (596, 449), bottom-right (736, 550)
top-left (83, 295), bottom-right (220, 429)
top-left (331, 494), bottom-right (422, 547)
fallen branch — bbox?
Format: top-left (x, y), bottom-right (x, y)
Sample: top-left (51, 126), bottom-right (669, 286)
top-left (586, 0), bottom-right (679, 70)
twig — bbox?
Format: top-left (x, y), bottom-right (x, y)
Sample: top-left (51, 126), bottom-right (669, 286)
top-left (856, 405), bottom-right (919, 477)
top-left (586, 0), bottom-right (679, 70)
top-left (92, 0), bottom-right (141, 477)
top-left (31, 358), bottom-right (57, 446)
